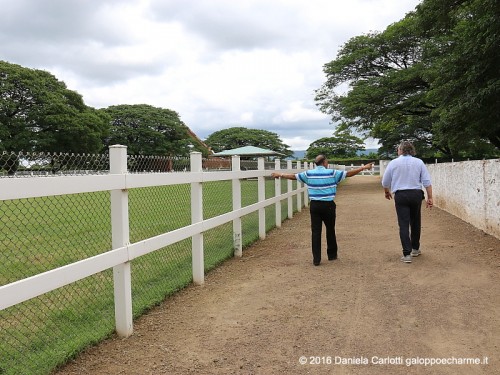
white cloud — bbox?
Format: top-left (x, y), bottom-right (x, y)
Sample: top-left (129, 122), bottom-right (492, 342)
top-left (273, 101), bottom-right (329, 123)
top-left (240, 112), bottom-right (254, 123)
top-left (283, 136), bottom-right (314, 151)
top-left (0, 0), bottom-right (422, 150)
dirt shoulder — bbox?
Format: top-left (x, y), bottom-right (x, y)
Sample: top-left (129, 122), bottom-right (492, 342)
top-left (55, 176), bottom-right (500, 375)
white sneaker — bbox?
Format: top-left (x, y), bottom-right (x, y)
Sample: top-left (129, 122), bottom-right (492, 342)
top-left (411, 249), bottom-right (421, 257)
top-left (400, 255), bottom-right (412, 263)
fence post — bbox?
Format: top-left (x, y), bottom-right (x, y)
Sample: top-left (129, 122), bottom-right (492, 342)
top-left (258, 157), bottom-right (266, 239)
top-left (287, 160), bottom-right (293, 219)
top-left (232, 155), bottom-right (242, 257)
top-left (275, 158), bottom-right (282, 228)
top-left (296, 161), bottom-right (302, 212)
top-left (379, 160), bottom-right (388, 177)
top-left (190, 152), bottom-right (204, 285)
top-left (109, 145), bottom-right (133, 338)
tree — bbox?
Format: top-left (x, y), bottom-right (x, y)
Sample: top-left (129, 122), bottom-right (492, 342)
top-left (204, 127), bottom-right (293, 157)
top-left (416, 0), bottom-right (500, 152)
top-left (101, 104), bottom-right (208, 156)
top-left (0, 60), bottom-right (109, 154)
top-left (306, 128), bottom-right (364, 159)
top-left (315, 14), bottom-right (439, 156)
top-left (315, 0), bottom-right (499, 157)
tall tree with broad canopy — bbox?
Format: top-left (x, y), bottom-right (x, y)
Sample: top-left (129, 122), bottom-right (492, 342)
top-left (416, 0), bottom-right (500, 154)
top-left (204, 127), bottom-right (293, 157)
top-left (0, 60), bottom-right (110, 154)
top-left (306, 128), bottom-right (365, 159)
top-left (101, 104), bottom-right (207, 156)
top-left (315, 0), bottom-right (499, 157)
top-left (315, 14), bottom-right (438, 156)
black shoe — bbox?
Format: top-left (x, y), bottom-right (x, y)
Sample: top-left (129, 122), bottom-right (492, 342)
top-left (328, 255), bottom-right (337, 261)
top-left (313, 261), bottom-right (320, 266)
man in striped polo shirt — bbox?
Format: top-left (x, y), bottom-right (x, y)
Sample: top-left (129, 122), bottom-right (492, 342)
top-left (272, 155), bottom-right (373, 266)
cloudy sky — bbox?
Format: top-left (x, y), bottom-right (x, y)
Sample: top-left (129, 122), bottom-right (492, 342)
top-left (1, 0), bottom-right (421, 150)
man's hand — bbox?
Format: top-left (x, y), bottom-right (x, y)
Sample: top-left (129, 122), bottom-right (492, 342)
top-left (364, 162), bottom-right (374, 170)
top-left (271, 172), bottom-right (281, 179)
top-left (384, 190), bottom-right (393, 200)
top-left (426, 198), bottom-right (433, 209)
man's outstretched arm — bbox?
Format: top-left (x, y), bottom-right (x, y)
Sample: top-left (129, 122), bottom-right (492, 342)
top-left (271, 172), bottom-right (297, 180)
top-left (346, 163), bottom-right (374, 177)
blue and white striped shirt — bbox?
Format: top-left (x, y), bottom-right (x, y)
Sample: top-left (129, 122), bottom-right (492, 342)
top-left (381, 155), bottom-right (432, 193)
top-left (295, 166), bottom-right (347, 201)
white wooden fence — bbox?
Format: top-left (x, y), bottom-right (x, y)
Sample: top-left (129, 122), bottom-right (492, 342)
top-left (0, 146), bottom-right (311, 337)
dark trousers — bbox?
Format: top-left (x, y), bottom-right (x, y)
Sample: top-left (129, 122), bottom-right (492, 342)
top-left (310, 200), bottom-right (337, 263)
top-left (394, 190), bottom-right (423, 256)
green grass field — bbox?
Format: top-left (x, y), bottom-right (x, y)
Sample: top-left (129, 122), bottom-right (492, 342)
top-left (0, 178), bottom-right (300, 375)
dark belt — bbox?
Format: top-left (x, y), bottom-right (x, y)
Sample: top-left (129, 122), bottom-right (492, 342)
top-left (395, 189), bottom-right (421, 194)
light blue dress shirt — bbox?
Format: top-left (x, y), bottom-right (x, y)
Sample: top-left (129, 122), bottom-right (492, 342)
top-left (382, 155), bottom-right (432, 193)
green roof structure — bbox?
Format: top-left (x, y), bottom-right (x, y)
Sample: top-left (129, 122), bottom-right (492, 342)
top-left (210, 146), bottom-right (284, 157)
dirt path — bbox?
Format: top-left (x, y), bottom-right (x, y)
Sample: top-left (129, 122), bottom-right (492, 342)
top-left (55, 176), bottom-right (500, 375)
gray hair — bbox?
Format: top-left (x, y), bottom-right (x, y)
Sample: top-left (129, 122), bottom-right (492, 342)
top-left (398, 141), bottom-right (416, 156)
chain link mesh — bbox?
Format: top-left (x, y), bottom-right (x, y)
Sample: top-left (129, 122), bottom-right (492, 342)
top-left (241, 179), bottom-right (260, 245)
top-left (0, 151), bottom-right (303, 375)
top-left (0, 152), bottom-right (295, 177)
top-left (0, 192), bottom-right (112, 285)
top-left (0, 151), bottom-right (110, 177)
top-left (0, 151), bottom-right (192, 177)
top-left (201, 180), bottom-right (235, 267)
top-left (128, 184), bottom-right (194, 316)
top-left (0, 272), bottom-right (115, 375)
top-left (0, 188), bottom-right (113, 375)
top-left (128, 155), bottom-right (190, 173)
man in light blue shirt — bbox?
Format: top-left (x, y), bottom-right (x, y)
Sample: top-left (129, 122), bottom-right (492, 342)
top-left (382, 141), bottom-right (433, 263)
top-left (272, 155), bottom-right (373, 266)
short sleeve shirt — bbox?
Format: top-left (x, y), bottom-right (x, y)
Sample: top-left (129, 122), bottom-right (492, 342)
top-left (295, 166), bottom-right (347, 201)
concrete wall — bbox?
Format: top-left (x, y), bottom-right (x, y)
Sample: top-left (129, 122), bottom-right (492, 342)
top-left (427, 159), bottom-right (500, 240)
